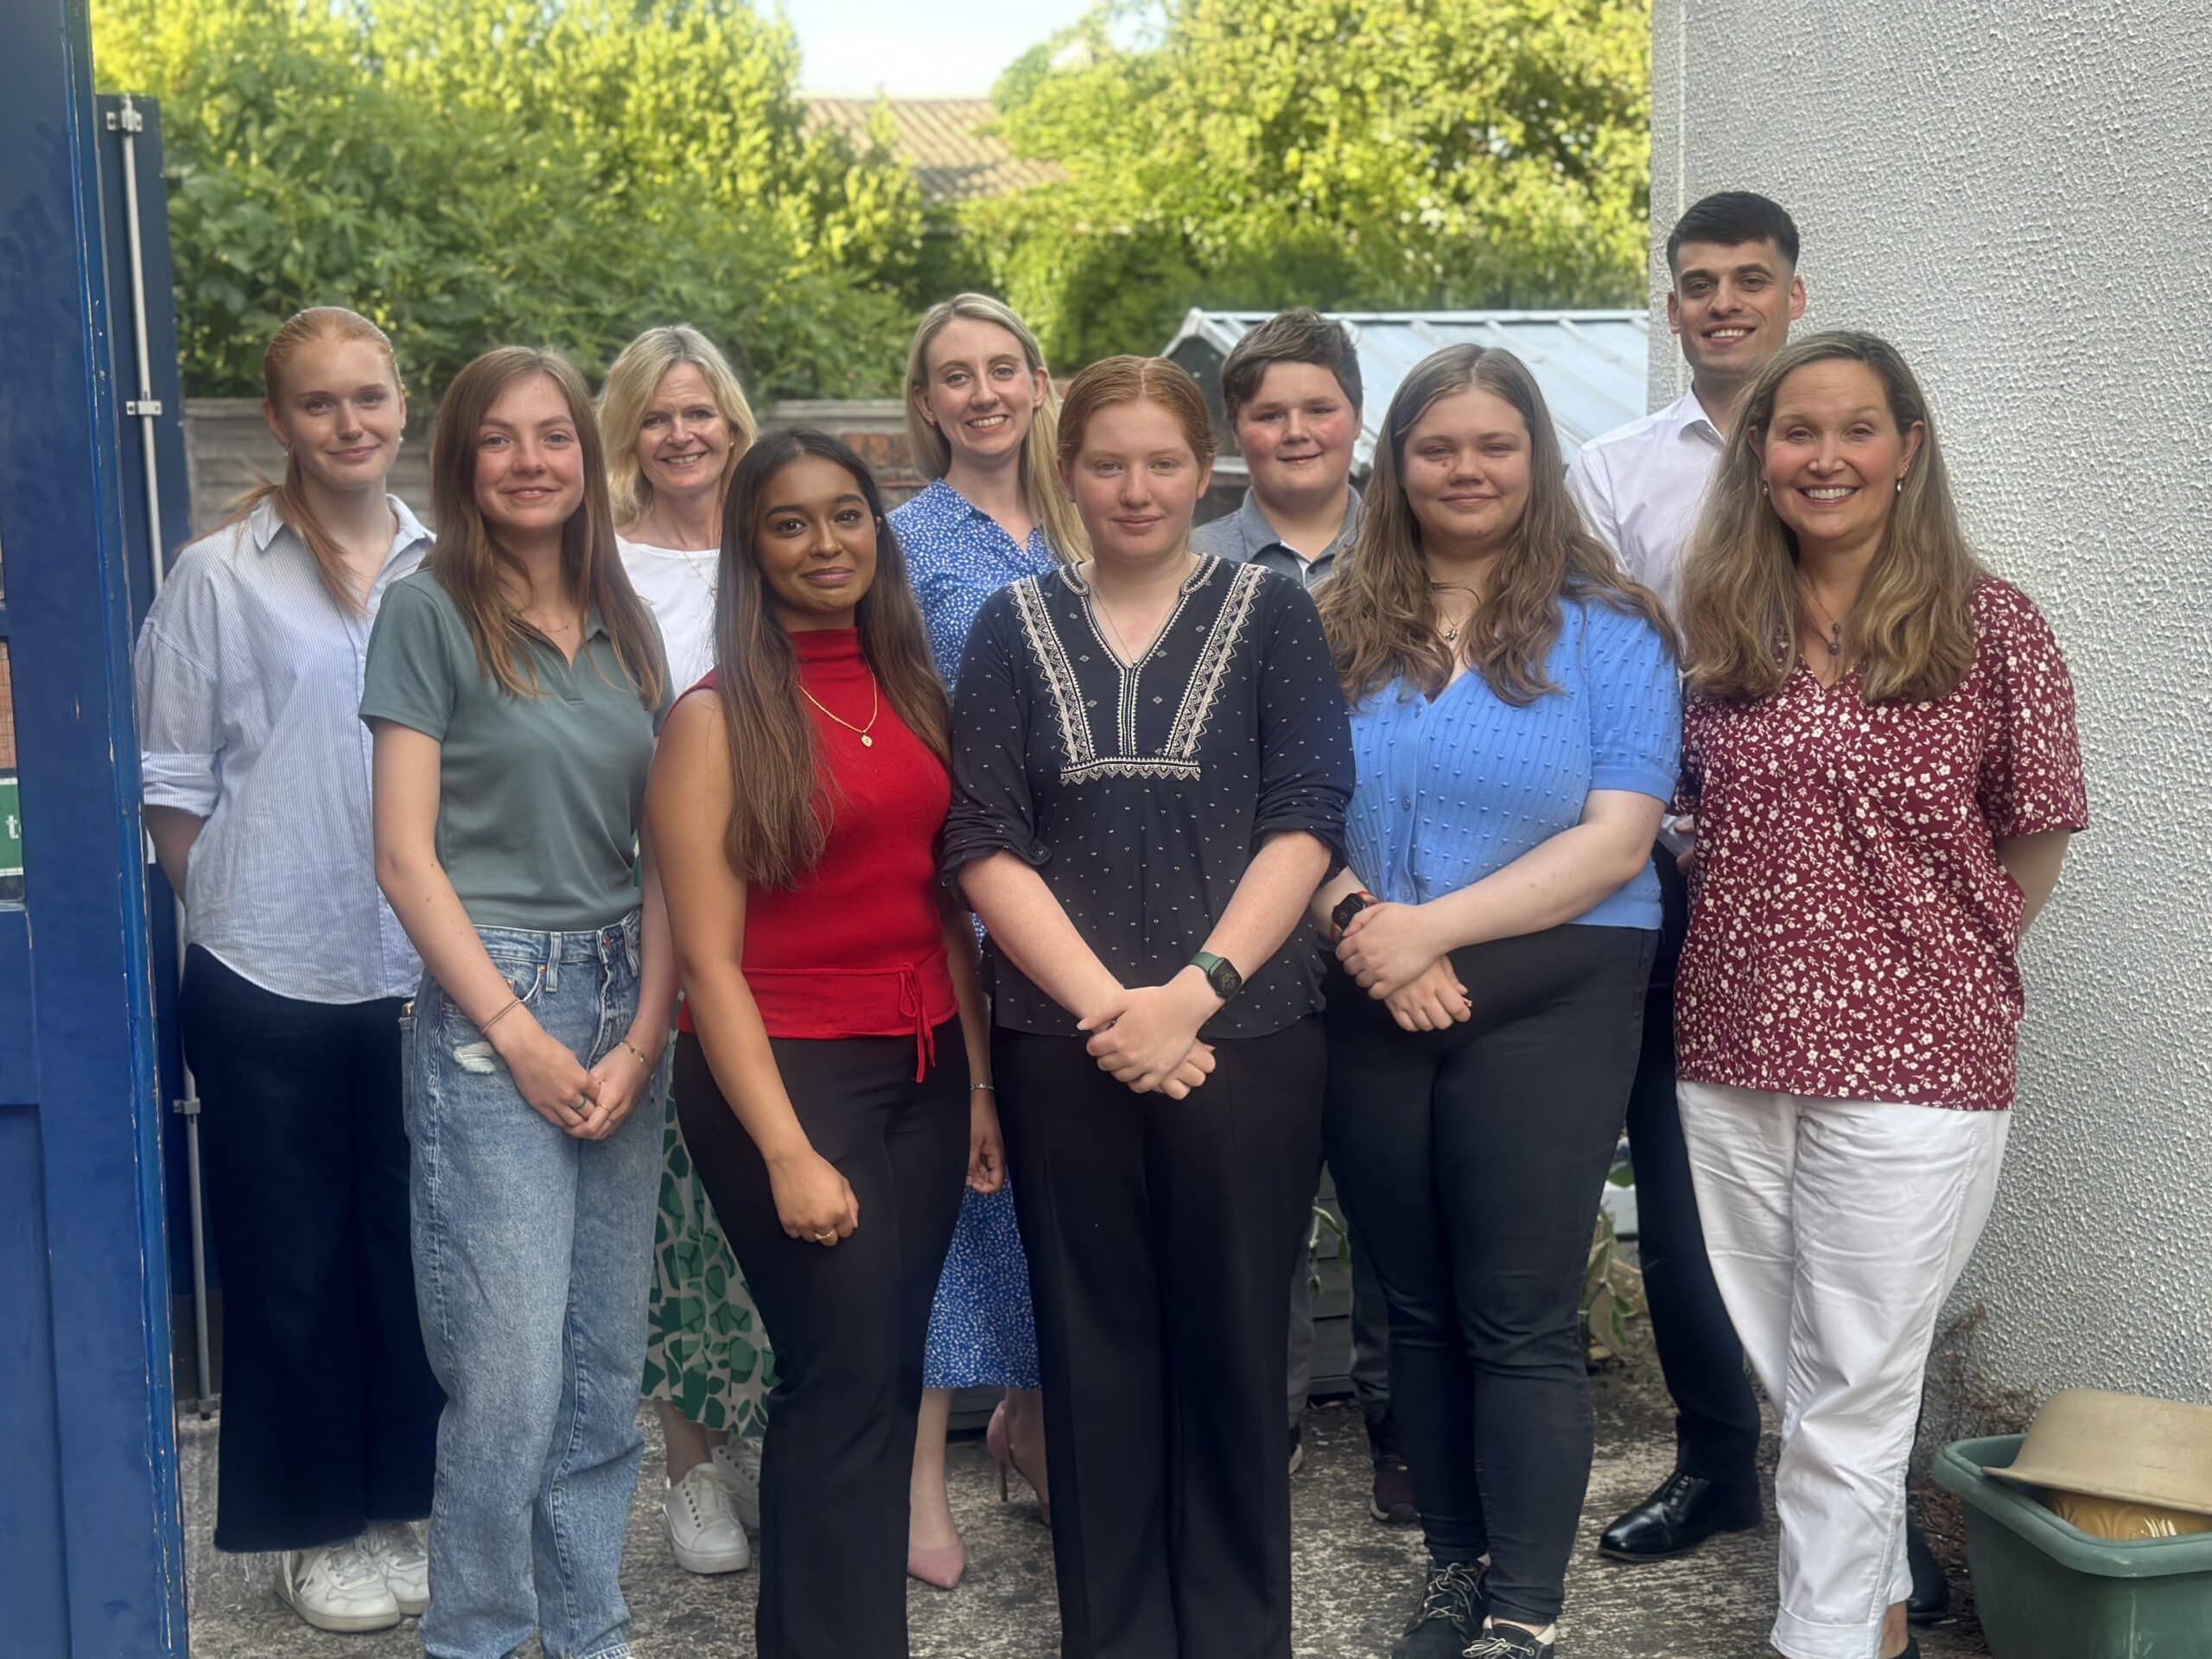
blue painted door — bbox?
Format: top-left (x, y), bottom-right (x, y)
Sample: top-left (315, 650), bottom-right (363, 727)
top-left (0, 1), bottom-right (188, 1652)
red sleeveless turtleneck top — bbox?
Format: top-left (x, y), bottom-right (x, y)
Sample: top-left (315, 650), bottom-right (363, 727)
top-left (677, 627), bottom-right (956, 1077)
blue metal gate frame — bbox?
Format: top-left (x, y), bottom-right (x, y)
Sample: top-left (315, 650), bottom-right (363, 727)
top-left (0, 0), bottom-right (188, 1650)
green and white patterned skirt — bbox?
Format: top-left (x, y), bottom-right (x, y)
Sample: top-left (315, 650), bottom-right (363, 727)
top-left (640, 1085), bottom-right (774, 1437)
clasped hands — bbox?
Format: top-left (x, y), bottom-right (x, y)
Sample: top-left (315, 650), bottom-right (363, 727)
top-left (1337, 900), bottom-right (1473, 1033)
top-left (496, 1010), bottom-right (660, 1141)
top-left (1078, 970), bottom-right (1220, 1097)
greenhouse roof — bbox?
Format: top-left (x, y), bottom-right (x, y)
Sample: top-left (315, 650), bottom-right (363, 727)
top-left (1161, 308), bottom-right (1652, 469)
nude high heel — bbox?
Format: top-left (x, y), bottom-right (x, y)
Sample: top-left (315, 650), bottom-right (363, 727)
top-left (906, 1541), bottom-right (966, 1591)
top-left (986, 1397), bottom-right (1051, 1528)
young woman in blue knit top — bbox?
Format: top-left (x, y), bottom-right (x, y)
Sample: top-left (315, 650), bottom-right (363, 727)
top-left (1311, 346), bottom-right (1681, 1659)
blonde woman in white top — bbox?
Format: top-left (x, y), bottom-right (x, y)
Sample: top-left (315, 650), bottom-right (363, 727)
top-left (598, 324), bottom-right (768, 1577)
top-left (133, 306), bottom-right (439, 1635)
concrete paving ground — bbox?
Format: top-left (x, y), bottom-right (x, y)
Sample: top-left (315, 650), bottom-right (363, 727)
top-left (181, 1357), bottom-right (1992, 1659)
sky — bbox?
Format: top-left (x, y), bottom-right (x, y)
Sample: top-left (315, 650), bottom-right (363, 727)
top-left (791, 0), bottom-right (1095, 98)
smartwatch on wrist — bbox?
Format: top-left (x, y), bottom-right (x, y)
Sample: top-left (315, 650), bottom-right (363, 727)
top-left (1190, 950), bottom-right (1243, 1002)
top-left (1331, 888), bottom-right (1378, 938)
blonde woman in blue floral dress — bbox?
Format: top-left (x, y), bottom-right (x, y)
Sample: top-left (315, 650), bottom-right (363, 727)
top-left (892, 295), bottom-right (1085, 1587)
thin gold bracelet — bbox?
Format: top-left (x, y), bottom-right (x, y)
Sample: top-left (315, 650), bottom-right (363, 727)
top-left (479, 995), bottom-right (522, 1033)
top-left (620, 1038), bottom-right (655, 1071)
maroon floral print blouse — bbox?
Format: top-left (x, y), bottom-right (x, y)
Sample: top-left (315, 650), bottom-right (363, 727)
top-left (1676, 579), bottom-right (2087, 1111)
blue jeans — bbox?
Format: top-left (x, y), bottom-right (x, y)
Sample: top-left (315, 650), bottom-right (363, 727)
top-left (404, 913), bottom-right (664, 1659)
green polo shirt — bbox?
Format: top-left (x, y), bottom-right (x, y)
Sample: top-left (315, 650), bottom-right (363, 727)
top-left (360, 569), bottom-right (670, 931)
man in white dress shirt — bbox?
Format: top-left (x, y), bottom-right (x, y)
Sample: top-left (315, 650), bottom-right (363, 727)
top-left (1569, 191), bottom-right (1811, 1568)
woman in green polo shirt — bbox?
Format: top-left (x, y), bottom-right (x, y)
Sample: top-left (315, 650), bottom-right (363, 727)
top-left (362, 346), bottom-right (675, 1659)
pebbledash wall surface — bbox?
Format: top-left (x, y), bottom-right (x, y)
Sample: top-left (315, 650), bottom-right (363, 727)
top-left (1651, 0), bottom-right (2212, 1430)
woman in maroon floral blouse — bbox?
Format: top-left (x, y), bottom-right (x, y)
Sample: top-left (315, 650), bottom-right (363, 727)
top-left (1673, 333), bottom-right (2085, 1659)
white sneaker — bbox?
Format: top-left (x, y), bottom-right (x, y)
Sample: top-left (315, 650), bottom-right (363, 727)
top-left (276, 1538), bottom-right (404, 1633)
top-left (365, 1520), bottom-right (429, 1616)
top-left (664, 1464), bottom-right (751, 1573)
top-left (709, 1437), bottom-right (763, 1533)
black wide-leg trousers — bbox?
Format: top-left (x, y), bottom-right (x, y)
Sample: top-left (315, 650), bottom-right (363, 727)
top-left (181, 945), bottom-right (443, 1554)
top-left (677, 1025), bottom-right (968, 1659)
top-left (999, 1017), bottom-right (1325, 1659)
top-left (1325, 925), bottom-right (1653, 1628)
top-left (1624, 853), bottom-right (1760, 1484)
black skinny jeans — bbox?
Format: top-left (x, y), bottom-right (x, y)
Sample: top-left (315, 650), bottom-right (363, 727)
top-left (1325, 925), bottom-right (1654, 1628)
top-left (675, 1025), bottom-right (968, 1659)
top-left (181, 946), bottom-right (443, 1553)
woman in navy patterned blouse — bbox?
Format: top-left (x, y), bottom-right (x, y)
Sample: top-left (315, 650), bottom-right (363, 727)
top-left (944, 356), bottom-right (1351, 1659)
top-left (888, 294), bottom-right (1082, 1587)
top-left (1311, 346), bottom-right (1681, 1659)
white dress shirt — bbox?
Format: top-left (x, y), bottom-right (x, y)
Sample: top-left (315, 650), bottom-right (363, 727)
top-left (134, 495), bottom-right (430, 1002)
top-left (1564, 391), bottom-right (1726, 613)
top-left (617, 536), bottom-right (719, 692)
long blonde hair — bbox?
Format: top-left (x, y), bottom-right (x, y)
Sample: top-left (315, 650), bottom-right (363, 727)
top-left (425, 347), bottom-right (664, 709)
top-left (1680, 331), bottom-right (1981, 705)
top-left (226, 305), bottom-right (404, 613)
top-left (1319, 345), bottom-right (1672, 705)
top-left (597, 325), bottom-right (759, 528)
top-left (904, 294), bottom-right (1086, 559)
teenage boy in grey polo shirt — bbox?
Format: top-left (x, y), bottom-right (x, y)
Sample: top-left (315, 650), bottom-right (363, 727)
top-left (1192, 308), bottom-right (1363, 589)
top-left (1192, 309), bottom-right (1413, 1526)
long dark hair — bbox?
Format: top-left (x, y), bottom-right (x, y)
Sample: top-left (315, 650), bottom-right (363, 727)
top-left (711, 429), bottom-right (950, 888)
top-left (426, 346), bottom-right (664, 707)
top-left (1319, 345), bottom-right (1673, 705)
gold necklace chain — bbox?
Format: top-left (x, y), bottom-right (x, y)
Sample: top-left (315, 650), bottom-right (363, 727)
top-left (798, 671), bottom-right (881, 747)
top-left (1800, 581), bottom-right (1848, 658)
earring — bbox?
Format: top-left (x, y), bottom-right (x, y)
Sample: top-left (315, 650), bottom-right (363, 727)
top-left (1758, 480), bottom-right (1769, 497)
top-left (1896, 476), bottom-right (1905, 494)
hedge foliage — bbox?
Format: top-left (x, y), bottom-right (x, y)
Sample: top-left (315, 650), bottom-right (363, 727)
top-left (92, 0), bottom-right (924, 400)
top-left (94, 0), bottom-right (1655, 396)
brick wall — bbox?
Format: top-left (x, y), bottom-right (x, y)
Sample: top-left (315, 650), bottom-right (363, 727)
top-left (182, 397), bottom-right (921, 537)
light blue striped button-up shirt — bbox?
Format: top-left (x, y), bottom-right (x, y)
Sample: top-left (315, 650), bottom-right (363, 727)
top-left (133, 495), bottom-right (431, 1002)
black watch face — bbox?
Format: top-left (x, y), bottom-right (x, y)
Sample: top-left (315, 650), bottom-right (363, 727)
top-left (1209, 958), bottom-right (1243, 1000)
top-left (1332, 893), bottom-right (1369, 931)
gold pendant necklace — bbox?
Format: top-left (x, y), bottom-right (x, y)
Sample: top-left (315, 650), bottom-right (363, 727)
top-left (799, 671), bottom-right (881, 747)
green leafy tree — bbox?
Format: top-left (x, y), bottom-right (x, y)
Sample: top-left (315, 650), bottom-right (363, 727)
top-left (969, 0), bottom-right (1651, 365)
top-left (92, 0), bottom-right (923, 398)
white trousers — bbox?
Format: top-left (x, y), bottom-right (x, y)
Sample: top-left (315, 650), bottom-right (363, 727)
top-left (1676, 1082), bottom-right (2010, 1659)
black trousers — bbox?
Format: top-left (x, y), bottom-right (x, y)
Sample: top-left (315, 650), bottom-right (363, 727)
top-left (676, 1026), bottom-right (967, 1659)
top-left (1627, 854), bottom-right (1760, 1483)
top-left (1325, 926), bottom-right (1653, 1628)
top-left (999, 1018), bottom-right (1325, 1659)
top-left (180, 946), bottom-right (442, 1553)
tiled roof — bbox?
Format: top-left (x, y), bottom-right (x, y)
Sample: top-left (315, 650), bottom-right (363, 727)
top-left (802, 98), bottom-right (1060, 207)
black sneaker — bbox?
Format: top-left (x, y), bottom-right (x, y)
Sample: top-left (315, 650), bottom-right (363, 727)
top-left (1368, 1414), bottom-right (1419, 1525)
top-left (1462, 1624), bottom-right (1554, 1659)
top-left (1389, 1560), bottom-right (1486, 1659)
top-left (1287, 1421), bottom-right (1306, 1476)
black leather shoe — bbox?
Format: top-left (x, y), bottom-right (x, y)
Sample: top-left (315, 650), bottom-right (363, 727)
top-left (1597, 1469), bottom-right (1761, 1560)
top-left (1906, 1518), bottom-right (1948, 1623)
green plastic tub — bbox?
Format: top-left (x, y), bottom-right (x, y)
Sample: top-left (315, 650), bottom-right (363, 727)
top-left (1933, 1434), bottom-right (2212, 1659)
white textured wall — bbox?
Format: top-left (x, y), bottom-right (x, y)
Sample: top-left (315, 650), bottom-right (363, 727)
top-left (1651, 0), bottom-right (2212, 1421)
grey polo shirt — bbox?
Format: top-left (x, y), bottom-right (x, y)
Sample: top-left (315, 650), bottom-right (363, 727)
top-left (360, 569), bottom-right (669, 932)
top-left (1190, 485), bottom-right (1363, 589)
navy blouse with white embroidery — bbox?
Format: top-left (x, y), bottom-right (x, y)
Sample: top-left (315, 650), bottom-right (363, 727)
top-left (941, 556), bottom-right (1352, 1039)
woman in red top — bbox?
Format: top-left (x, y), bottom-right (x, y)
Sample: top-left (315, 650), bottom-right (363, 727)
top-left (1674, 334), bottom-right (2086, 1659)
top-left (647, 430), bottom-right (1001, 1659)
